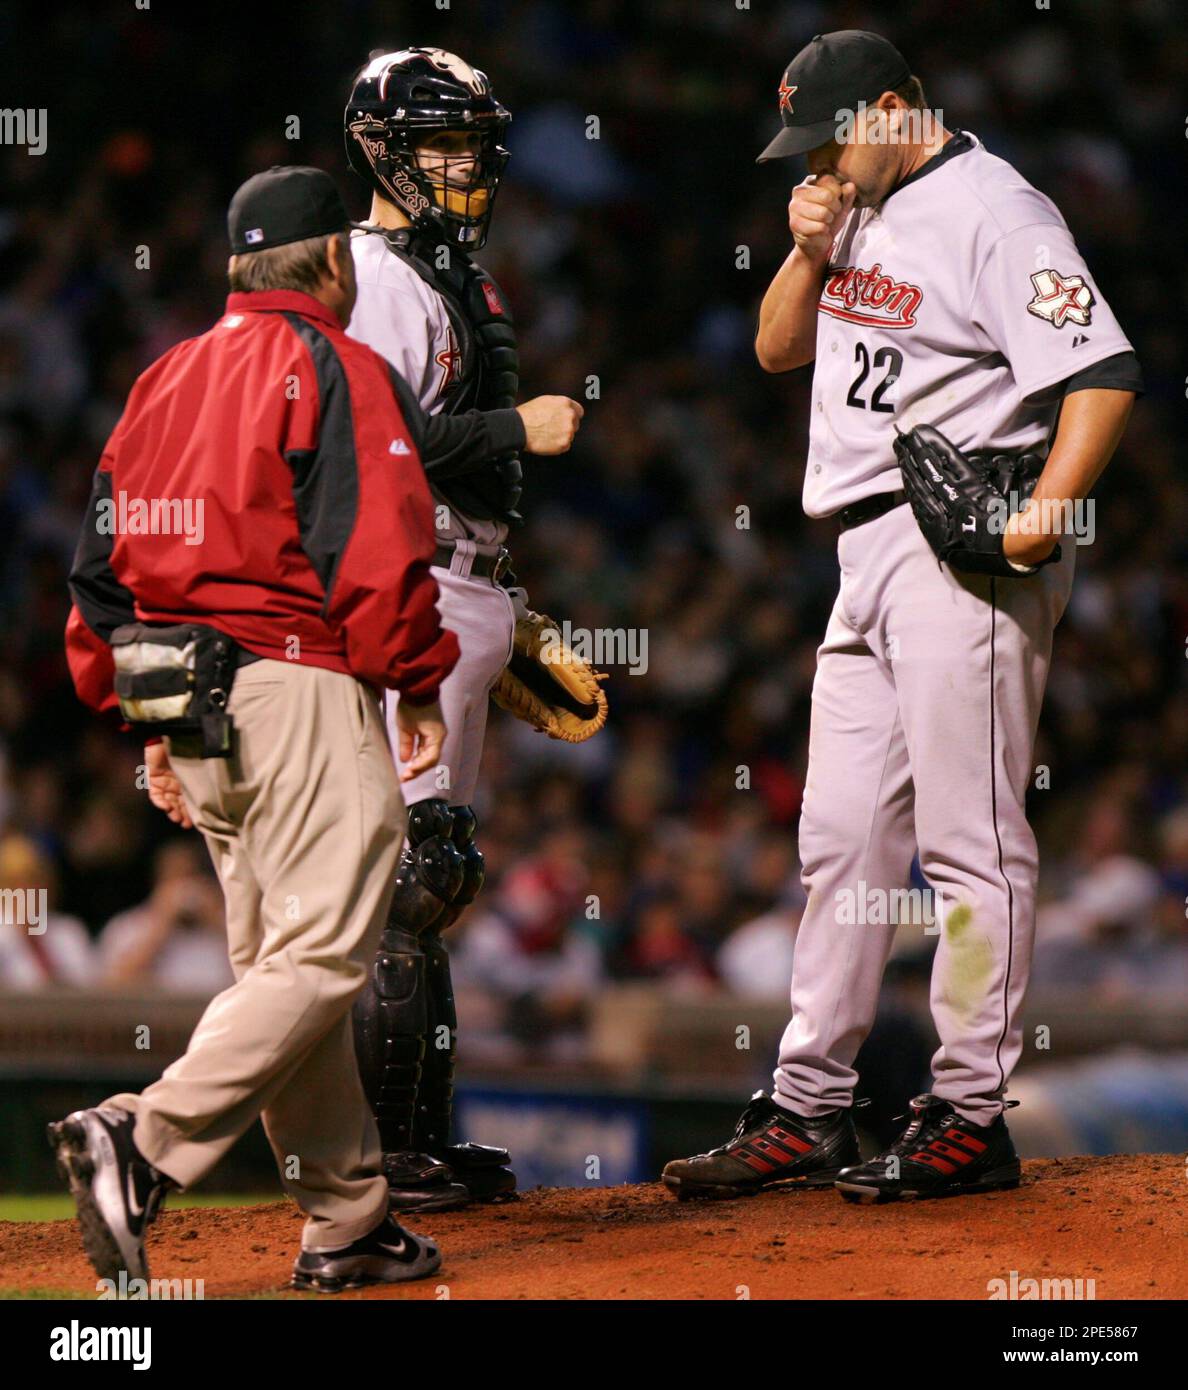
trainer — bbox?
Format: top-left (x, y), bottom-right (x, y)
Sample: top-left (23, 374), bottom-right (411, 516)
top-left (53, 166), bottom-right (459, 1293)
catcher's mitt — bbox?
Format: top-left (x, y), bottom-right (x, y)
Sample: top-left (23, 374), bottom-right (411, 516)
top-left (491, 609), bottom-right (608, 743)
top-left (893, 423), bottom-right (1061, 579)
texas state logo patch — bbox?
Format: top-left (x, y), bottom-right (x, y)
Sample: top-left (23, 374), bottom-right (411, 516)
top-left (1026, 268), bottom-right (1094, 328)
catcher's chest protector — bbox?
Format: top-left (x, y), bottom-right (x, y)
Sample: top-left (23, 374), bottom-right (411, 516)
top-left (385, 227), bottom-right (523, 524)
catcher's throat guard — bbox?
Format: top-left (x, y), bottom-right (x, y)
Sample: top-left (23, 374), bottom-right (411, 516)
top-left (491, 610), bottom-right (609, 743)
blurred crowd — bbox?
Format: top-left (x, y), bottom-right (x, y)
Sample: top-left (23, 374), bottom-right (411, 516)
top-left (1, 2), bottom-right (1186, 1050)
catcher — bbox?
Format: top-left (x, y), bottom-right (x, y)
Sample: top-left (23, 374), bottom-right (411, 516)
top-left (342, 47), bottom-right (605, 1212)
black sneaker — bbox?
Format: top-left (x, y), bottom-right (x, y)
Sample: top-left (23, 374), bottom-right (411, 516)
top-left (47, 1107), bottom-right (170, 1281)
top-left (291, 1214), bottom-right (441, 1293)
top-left (661, 1092), bottom-right (860, 1201)
top-left (834, 1093), bottom-right (1021, 1204)
top-left (383, 1150), bottom-right (470, 1212)
top-left (429, 1142), bottom-right (516, 1204)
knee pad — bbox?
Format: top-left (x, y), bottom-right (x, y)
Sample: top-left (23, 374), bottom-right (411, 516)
top-left (406, 797), bottom-right (455, 849)
top-left (449, 804), bottom-right (478, 849)
top-left (434, 805), bottom-right (486, 930)
top-left (387, 799), bottom-right (465, 936)
top-left (454, 839), bottom-right (485, 909)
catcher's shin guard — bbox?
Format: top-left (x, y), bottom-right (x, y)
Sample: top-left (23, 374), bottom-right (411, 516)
top-left (352, 798), bottom-right (469, 1211)
top-left (413, 807), bottom-right (516, 1202)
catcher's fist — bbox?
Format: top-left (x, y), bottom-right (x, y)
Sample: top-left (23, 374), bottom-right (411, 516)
top-left (789, 173), bottom-right (856, 266)
top-left (516, 395), bottom-right (584, 455)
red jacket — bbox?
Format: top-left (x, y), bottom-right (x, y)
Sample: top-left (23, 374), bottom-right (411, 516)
top-left (66, 290), bottom-right (459, 712)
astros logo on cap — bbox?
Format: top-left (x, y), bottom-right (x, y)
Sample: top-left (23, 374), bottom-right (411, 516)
top-left (778, 80), bottom-right (798, 115)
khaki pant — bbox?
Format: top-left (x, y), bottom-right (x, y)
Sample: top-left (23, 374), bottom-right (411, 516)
top-left (106, 660), bottom-right (403, 1250)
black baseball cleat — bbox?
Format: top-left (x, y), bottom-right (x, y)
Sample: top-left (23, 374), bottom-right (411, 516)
top-left (291, 1214), bottom-right (441, 1293)
top-left (383, 1150), bottom-right (470, 1212)
top-left (661, 1092), bottom-right (860, 1201)
top-left (834, 1093), bottom-right (1021, 1204)
top-left (430, 1142), bottom-right (516, 1203)
top-left (47, 1107), bottom-right (171, 1281)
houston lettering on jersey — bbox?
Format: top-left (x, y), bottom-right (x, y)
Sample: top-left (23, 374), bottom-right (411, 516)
top-left (819, 262), bottom-right (923, 329)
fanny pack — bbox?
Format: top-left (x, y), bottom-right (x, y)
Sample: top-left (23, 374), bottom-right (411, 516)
top-left (110, 622), bottom-right (253, 758)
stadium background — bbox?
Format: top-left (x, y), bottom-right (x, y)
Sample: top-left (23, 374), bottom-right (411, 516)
top-left (1, 0), bottom-right (1187, 1190)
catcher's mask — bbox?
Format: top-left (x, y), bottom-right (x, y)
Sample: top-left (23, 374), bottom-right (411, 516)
top-left (344, 46), bottom-right (510, 250)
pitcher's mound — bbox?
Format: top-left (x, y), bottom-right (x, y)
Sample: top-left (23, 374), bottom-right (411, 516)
top-left (2, 1155), bottom-right (1181, 1299)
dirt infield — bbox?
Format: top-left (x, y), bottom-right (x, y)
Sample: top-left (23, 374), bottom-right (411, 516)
top-left (2, 1154), bottom-right (1182, 1300)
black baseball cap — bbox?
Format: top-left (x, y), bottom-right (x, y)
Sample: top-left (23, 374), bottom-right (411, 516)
top-left (757, 30), bottom-right (911, 162)
top-left (228, 165), bottom-right (349, 253)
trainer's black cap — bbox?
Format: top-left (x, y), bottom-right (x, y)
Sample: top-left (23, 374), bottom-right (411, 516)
top-left (227, 165), bottom-right (349, 253)
top-left (757, 30), bottom-right (911, 162)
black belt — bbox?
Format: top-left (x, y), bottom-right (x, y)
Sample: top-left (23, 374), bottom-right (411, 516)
top-left (433, 543), bottom-right (511, 582)
top-left (237, 648), bottom-right (262, 667)
top-left (837, 490), bottom-right (907, 532)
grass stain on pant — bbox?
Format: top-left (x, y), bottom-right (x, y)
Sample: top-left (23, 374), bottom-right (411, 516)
top-left (941, 903), bottom-right (995, 1025)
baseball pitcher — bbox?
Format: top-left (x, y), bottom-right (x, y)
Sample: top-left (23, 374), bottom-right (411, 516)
top-left (343, 47), bottom-right (606, 1212)
top-left (664, 30), bottom-right (1141, 1202)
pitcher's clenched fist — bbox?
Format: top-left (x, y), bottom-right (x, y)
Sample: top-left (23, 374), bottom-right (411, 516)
top-left (788, 172), bottom-right (856, 265)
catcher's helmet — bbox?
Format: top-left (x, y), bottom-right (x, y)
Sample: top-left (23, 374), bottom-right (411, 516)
top-left (344, 47), bottom-right (511, 249)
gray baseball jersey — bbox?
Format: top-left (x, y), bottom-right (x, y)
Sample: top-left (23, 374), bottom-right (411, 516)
top-left (348, 229), bottom-right (506, 548)
top-left (347, 229), bottom-right (515, 805)
top-left (805, 130), bottom-right (1132, 517)
top-left (773, 131), bottom-right (1130, 1127)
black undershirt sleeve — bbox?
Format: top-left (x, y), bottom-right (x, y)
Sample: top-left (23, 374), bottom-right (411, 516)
top-left (382, 362), bottom-right (526, 480)
top-left (1062, 349), bottom-right (1144, 397)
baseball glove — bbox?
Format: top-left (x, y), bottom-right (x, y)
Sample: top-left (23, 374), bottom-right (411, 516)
top-left (893, 423), bottom-right (1061, 578)
top-left (491, 609), bottom-right (609, 743)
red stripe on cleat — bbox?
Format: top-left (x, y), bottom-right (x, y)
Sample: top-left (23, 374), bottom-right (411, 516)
top-left (769, 1126), bottom-right (813, 1155)
top-left (911, 1151), bottom-right (958, 1175)
top-left (930, 1141), bottom-right (978, 1165)
top-left (736, 1147), bottom-right (780, 1173)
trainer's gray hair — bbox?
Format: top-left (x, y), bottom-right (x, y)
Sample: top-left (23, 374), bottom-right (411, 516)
top-left (227, 231), bottom-right (348, 294)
